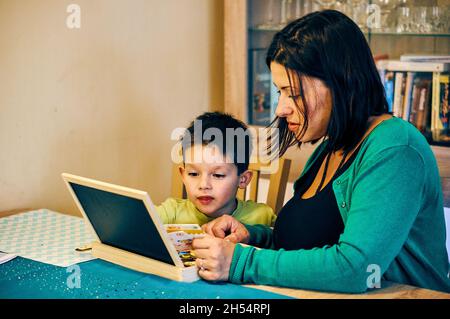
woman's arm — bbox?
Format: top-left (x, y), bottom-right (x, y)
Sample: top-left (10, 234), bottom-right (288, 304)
top-left (245, 224), bottom-right (275, 249)
top-left (201, 215), bottom-right (275, 248)
top-left (229, 145), bottom-right (428, 293)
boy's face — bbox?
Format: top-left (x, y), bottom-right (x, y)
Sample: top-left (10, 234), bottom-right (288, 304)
top-left (180, 144), bottom-right (252, 218)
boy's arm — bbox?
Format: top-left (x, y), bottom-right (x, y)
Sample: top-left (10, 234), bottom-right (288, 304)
top-left (155, 198), bottom-right (178, 224)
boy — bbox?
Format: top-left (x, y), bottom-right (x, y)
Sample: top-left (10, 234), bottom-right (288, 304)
top-left (156, 112), bottom-right (276, 227)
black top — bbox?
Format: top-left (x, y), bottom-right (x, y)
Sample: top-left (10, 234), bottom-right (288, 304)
top-left (273, 147), bottom-right (361, 251)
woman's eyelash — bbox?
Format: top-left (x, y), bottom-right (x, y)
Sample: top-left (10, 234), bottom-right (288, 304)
top-left (188, 172), bottom-right (198, 176)
top-left (276, 90), bottom-right (300, 99)
top-left (213, 174), bottom-right (225, 178)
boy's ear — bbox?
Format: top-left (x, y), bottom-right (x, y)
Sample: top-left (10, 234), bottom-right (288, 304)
top-left (178, 165), bottom-right (185, 180)
top-left (238, 170), bottom-right (253, 189)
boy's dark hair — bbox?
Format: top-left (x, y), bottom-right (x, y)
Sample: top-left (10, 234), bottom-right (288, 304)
top-left (181, 112), bottom-right (253, 175)
top-left (266, 10), bottom-right (389, 156)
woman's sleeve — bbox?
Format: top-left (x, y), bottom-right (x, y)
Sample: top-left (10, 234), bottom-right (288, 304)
top-left (229, 145), bottom-right (426, 293)
top-left (245, 224), bottom-right (275, 249)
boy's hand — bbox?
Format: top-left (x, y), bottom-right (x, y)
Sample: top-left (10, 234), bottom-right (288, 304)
top-left (192, 234), bottom-right (236, 282)
top-left (201, 215), bottom-right (250, 244)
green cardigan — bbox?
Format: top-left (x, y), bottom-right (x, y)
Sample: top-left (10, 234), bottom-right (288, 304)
top-left (229, 117), bottom-right (450, 293)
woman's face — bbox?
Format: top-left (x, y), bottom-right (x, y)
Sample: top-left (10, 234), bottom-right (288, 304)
top-left (270, 61), bottom-right (332, 143)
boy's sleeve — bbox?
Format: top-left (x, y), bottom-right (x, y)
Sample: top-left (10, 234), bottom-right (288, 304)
top-left (155, 198), bottom-right (178, 224)
top-left (259, 204), bottom-right (277, 226)
top-left (246, 203), bottom-right (277, 226)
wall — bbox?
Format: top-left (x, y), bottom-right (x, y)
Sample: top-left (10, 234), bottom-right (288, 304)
top-left (0, 0), bottom-right (224, 216)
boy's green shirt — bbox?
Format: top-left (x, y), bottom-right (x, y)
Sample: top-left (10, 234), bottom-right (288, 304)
top-left (229, 117), bottom-right (450, 293)
top-left (156, 197), bottom-right (276, 227)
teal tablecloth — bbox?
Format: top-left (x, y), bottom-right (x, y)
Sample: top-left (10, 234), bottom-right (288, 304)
top-left (0, 257), bottom-right (290, 299)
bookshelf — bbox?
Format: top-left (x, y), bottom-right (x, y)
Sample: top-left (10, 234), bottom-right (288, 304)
top-left (224, 0), bottom-right (450, 198)
top-left (377, 59), bottom-right (450, 146)
top-left (231, 0), bottom-right (450, 129)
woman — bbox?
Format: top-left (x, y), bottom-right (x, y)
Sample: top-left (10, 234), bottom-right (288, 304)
top-left (192, 10), bottom-right (450, 293)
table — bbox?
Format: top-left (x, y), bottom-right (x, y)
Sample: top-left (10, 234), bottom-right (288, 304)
top-left (0, 257), bottom-right (289, 299)
top-left (1, 209), bottom-right (449, 299)
top-left (245, 282), bottom-right (450, 299)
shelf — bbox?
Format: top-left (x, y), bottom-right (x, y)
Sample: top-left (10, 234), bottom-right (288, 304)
top-left (430, 140), bottom-right (450, 147)
top-left (235, 1), bottom-right (450, 149)
top-left (249, 27), bottom-right (450, 38)
top-left (422, 131), bottom-right (450, 147)
top-left (368, 32), bottom-right (450, 37)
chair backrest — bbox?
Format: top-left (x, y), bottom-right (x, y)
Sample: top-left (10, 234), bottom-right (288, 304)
top-left (171, 158), bottom-right (292, 214)
top-left (433, 146), bottom-right (450, 207)
top-left (444, 208), bottom-right (450, 263)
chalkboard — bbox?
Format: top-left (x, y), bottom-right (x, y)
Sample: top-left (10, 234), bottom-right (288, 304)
top-left (69, 182), bottom-right (175, 265)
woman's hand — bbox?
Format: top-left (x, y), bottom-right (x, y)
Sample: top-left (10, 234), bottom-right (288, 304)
top-left (192, 234), bottom-right (236, 281)
top-left (201, 215), bottom-right (250, 244)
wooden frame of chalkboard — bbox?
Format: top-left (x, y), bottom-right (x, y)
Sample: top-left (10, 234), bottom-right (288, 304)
top-left (62, 173), bottom-right (199, 282)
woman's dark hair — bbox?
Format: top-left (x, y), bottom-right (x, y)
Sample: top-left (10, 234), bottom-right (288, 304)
top-left (266, 10), bottom-right (389, 156)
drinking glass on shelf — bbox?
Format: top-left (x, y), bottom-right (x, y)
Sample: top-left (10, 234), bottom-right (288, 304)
top-left (300, 0), bottom-right (312, 16)
top-left (371, 0), bottom-right (398, 32)
top-left (429, 6), bottom-right (446, 33)
top-left (446, 6), bottom-right (450, 33)
top-left (257, 0), bottom-right (277, 30)
top-left (412, 6), bottom-right (432, 33)
top-left (278, 0), bottom-right (297, 28)
top-left (278, 0), bottom-right (289, 28)
top-left (396, 6), bottom-right (412, 33)
top-left (347, 0), bottom-right (368, 33)
top-left (289, 0), bottom-right (316, 21)
top-left (333, 0), bottom-right (353, 20)
top-left (311, 0), bottom-right (322, 12)
top-left (313, 0), bottom-right (336, 10)
top-left (294, 0), bottom-right (301, 18)
top-left (286, 0), bottom-right (294, 22)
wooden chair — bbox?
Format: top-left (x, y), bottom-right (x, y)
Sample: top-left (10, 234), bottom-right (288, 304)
top-left (433, 146), bottom-right (450, 208)
top-left (171, 158), bottom-right (292, 214)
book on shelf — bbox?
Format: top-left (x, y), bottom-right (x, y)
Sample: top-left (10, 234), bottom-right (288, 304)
top-left (402, 72), bottom-right (415, 121)
top-left (431, 74), bottom-right (450, 142)
top-left (381, 70), bottom-right (395, 112)
top-left (393, 72), bottom-right (405, 119)
top-left (439, 75), bottom-right (449, 131)
top-left (410, 74), bottom-right (432, 132)
top-left (377, 59), bottom-right (449, 144)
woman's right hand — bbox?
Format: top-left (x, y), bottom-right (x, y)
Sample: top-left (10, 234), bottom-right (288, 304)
top-left (201, 215), bottom-right (250, 244)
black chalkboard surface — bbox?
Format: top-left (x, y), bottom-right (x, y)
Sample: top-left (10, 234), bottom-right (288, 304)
top-left (69, 182), bottom-right (175, 265)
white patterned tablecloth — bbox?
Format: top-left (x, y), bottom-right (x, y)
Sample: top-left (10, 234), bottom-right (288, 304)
top-left (0, 209), bottom-right (96, 267)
